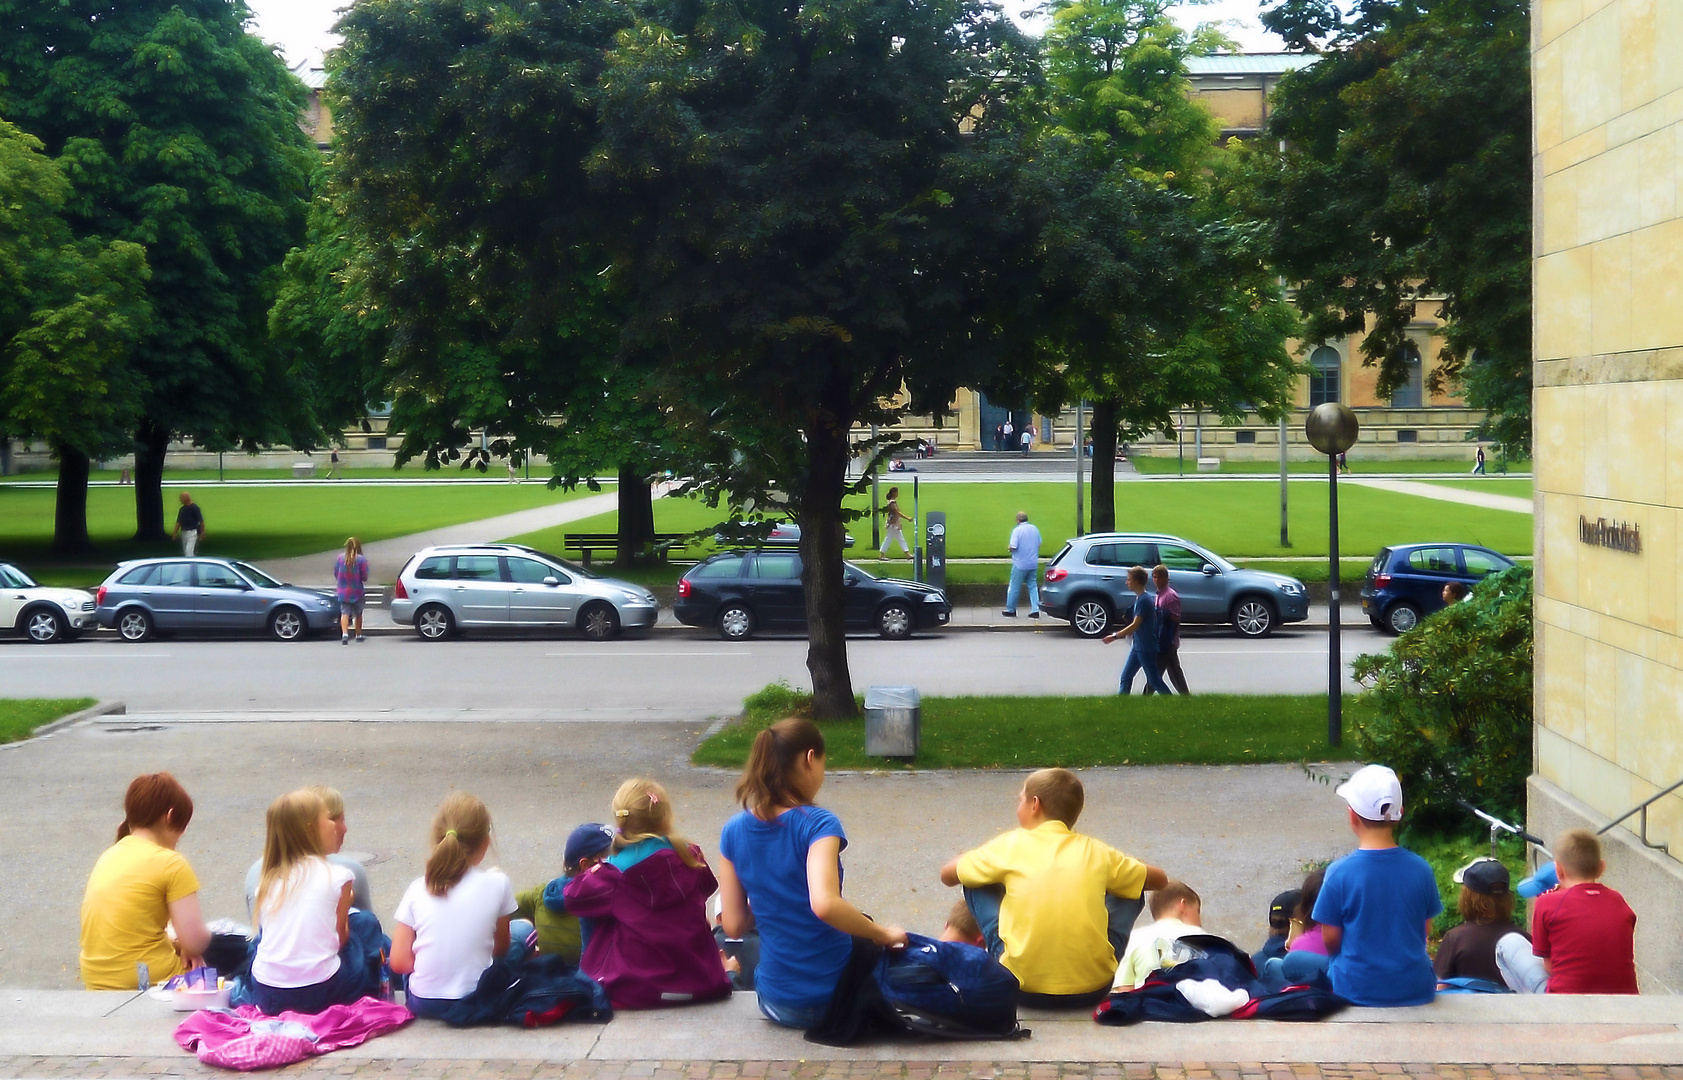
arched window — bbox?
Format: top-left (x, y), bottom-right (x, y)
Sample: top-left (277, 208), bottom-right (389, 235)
top-left (1391, 342), bottom-right (1424, 408)
top-left (1309, 346), bottom-right (1340, 407)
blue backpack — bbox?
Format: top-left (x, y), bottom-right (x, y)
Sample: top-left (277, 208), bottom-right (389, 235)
top-left (875, 934), bottom-right (1024, 1039)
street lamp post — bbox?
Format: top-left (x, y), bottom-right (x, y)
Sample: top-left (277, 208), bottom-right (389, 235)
top-left (1305, 403), bottom-right (1359, 747)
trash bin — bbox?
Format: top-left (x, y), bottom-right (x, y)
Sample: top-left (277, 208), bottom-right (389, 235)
top-left (864, 685), bottom-right (920, 759)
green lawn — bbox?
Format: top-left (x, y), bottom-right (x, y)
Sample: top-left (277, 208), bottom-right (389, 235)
top-left (1128, 457), bottom-right (1530, 476)
top-left (0, 483), bottom-right (609, 584)
top-left (1, 465), bottom-right (569, 484)
top-left (0, 698), bottom-right (97, 745)
top-left (1420, 478), bottom-right (1534, 498)
top-left (510, 480), bottom-right (1532, 562)
top-left (693, 684), bottom-right (1361, 770)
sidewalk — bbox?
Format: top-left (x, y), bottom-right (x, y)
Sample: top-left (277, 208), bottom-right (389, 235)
top-left (4, 990), bottom-right (1681, 1069)
top-left (1343, 479), bottom-right (1531, 514)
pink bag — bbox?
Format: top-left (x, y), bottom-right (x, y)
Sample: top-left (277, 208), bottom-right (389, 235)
top-left (175, 997), bottom-right (411, 1070)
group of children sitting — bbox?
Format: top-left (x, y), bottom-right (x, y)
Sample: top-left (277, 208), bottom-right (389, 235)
top-left (81, 756), bottom-right (1640, 1026)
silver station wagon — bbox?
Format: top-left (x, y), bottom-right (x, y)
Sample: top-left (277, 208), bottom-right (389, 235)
top-left (390, 544), bottom-right (659, 641)
top-left (96, 558), bottom-right (341, 642)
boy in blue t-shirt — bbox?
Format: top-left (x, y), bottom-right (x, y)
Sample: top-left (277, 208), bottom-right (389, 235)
top-left (1311, 764), bottom-right (1442, 1006)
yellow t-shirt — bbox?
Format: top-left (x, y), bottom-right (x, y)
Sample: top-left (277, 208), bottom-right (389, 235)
top-left (955, 821), bottom-right (1147, 995)
top-left (79, 835), bottom-right (201, 989)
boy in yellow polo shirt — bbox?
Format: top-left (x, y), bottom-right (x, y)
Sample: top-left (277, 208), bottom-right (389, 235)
top-left (940, 768), bottom-right (1166, 1004)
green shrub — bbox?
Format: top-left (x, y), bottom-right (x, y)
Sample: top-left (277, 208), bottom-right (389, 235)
top-left (1350, 565), bottom-right (1533, 831)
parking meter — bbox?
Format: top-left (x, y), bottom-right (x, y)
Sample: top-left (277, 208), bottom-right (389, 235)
top-left (925, 512), bottom-right (947, 591)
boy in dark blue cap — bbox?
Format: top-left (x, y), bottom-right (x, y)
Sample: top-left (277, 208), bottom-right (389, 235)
top-left (514, 823), bottom-right (614, 963)
top-left (1251, 889), bottom-right (1302, 970)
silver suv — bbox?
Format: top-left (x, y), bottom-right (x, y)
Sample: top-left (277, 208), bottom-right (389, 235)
top-left (1039, 533), bottom-right (1309, 638)
top-left (390, 544), bottom-right (659, 641)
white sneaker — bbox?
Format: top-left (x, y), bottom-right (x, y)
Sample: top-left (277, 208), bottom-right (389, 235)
top-left (341, 634), bottom-right (349, 645)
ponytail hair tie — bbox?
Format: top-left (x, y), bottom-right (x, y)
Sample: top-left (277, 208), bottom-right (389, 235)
top-left (647, 793), bottom-right (659, 805)
top-left (614, 809), bottom-right (630, 818)
top-left (445, 829), bottom-right (458, 839)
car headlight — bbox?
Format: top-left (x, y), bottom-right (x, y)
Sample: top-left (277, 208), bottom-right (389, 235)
top-left (317, 598), bottom-right (333, 607)
top-left (1279, 582), bottom-right (1304, 595)
top-left (923, 593), bottom-right (945, 603)
top-left (62, 598), bottom-right (82, 610)
top-left (618, 590), bottom-right (652, 605)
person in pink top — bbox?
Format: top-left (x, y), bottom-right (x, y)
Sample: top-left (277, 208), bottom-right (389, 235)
top-left (334, 537), bottom-right (369, 644)
top-left (1146, 564), bottom-right (1189, 695)
top-left (1261, 867), bottom-right (1329, 988)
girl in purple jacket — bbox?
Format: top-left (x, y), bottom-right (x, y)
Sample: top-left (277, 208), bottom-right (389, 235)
top-left (563, 778), bottom-right (731, 1009)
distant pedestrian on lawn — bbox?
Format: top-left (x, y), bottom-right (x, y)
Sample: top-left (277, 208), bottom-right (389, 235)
top-left (1103, 566), bottom-right (1170, 695)
top-left (1003, 511), bottom-right (1041, 619)
top-left (1337, 451), bottom-right (1349, 474)
top-left (335, 537), bottom-right (369, 644)
top-left (1144, 564), bottom-right (1189, 695)
top-left (326, 449), bottom-right (341, 479)
top-left (879, 487), bottom-right (910, 557)
top-left (1472, 446), bottom-right (1486, 475)
top-left (1002, 420), bottom-right (1014, 454)
top-left (173, 492), bottom-right (205, 555)
top-left (1020, 427), bottom-right (1033, 456)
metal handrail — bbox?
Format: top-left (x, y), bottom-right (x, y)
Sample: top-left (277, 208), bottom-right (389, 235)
top-left (1596, 776), bottom-right (1683, 856)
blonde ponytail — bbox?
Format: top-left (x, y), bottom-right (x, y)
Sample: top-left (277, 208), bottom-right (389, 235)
top-left (612, 778), bottom-right (701, 869)
top-left (425, 793), bottom-right (491, 896)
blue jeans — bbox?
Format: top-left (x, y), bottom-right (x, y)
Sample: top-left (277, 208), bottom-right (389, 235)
top-left (1005, 565), bottom-right (1039, 614)
top-left (404, 918), bottom-right (537, 1020)
top-left (963, 884), bottom-right (1143, 1000)
top-left (1120, 645), bottom-right (1171, 695)
top-left (246, 910), bottom-right (388, 1015)
top-left (1259, 949), bottom-right (1331, 993)
top-left (757, 993), bottom-right (825, 1029)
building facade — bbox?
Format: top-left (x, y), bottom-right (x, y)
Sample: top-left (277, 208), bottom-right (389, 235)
top-left (1531, 0), bottom-right (1683, 990)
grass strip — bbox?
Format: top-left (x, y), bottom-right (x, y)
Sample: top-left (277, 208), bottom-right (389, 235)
top-left (1128, 457), bottom-right (1530, 475)
top-left (694, 683), bottom-right (1361, 770)
top-left (0, 698), bottom-right (98, 745)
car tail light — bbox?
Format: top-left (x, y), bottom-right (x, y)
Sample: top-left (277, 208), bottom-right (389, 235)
top-left (1372, 574), bottom-right (1391, 589)
top-left (393, 578), bottom-right (408, 600)
top-left (677, 578), bottom-right (692, 599)
top-left (1045, 567), bottom-right (1068, 583)
top-left (96, 586), bottom-right (107, 606)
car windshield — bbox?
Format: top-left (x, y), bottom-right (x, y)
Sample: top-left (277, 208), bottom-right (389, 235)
top-left (528, 551), bottom-right (598, 580)
top-left (0, 564), bottom-right (39, 589)
top-left (233, 562), bottom-right (282, 589)
top-left (844, 562), bottom-right (876, 582)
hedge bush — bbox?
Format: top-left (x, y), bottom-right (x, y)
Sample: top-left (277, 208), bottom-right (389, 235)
top-left (1350, 565), bottom-right (1534, 831)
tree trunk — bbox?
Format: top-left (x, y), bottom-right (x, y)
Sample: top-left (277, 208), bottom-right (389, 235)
top-left (615, 463), bottom-right (656, 566)
top-left (133, 422), bottom-right (170, 542)
top-left (1089, 398), bottom-right (1120, 533)
top-left (799, 412), bottom-right (857, 720)
top-left (52, 443), bottom-right (93, 555)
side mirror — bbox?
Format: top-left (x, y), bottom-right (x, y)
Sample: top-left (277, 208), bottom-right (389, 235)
top-left (844, 574), bottom-right (859, 586)
top-left (543, 576), bottom-right (560, 587)
top-left (1200, 564), bottom-right (1218, 576)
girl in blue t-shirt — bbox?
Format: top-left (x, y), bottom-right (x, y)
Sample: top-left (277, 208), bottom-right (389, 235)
top-left (716, 718), bottom-right (908, 1029)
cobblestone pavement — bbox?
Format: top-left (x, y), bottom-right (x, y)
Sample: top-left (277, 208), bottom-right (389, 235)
top-left (3, 1061), bottom-right (1681, 1080)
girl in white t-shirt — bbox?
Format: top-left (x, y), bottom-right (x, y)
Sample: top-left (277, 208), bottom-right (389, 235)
top-left (391, 793), bottom-right (521, 1018)
top-left (248, 789), bottom-right (382, 1014)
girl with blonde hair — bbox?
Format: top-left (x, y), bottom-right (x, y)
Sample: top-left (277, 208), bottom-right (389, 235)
top-left (390, 794), bottom-right (522, 1019)
top-left (563, 779), bottom-right (731, 1008)
top-left (247, 789), bottom-right (385, 1014)
top-left (334, 536), bottom-right (369, 644)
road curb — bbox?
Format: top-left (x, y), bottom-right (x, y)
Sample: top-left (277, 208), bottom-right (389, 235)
top-left (3, 700), bottom-right (126, 749)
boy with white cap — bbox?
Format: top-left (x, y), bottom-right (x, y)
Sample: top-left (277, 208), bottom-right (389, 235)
top-left (1310, 764), bottom-right (1442, 1006)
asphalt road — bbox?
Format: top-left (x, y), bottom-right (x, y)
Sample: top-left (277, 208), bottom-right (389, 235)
top-left (1, 624), bottom-right (1389, 718)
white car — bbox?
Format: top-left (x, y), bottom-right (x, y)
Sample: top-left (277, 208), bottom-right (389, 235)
top-left (0, 562), bottom-right (97, 643)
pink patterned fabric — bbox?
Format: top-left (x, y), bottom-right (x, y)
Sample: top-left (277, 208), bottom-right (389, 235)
top-left (174, 997), bottom-right (412, 1071)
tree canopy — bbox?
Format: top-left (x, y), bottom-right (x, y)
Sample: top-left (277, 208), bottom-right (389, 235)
top-left (1248, 0), bottom-right (1532, 451)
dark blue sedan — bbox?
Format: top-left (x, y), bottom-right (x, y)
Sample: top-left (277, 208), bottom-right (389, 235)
top-left (1360, 543), bottom-right (1515, 634)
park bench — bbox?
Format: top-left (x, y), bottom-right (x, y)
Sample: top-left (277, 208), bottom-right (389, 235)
top-left (561, 532), bottom-right (687, 565)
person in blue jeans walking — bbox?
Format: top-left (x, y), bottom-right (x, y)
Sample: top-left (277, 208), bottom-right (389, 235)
top-left (1102, 566), bottom-right (1171, 694)
top-left (1003, 511), bottom-right (1041, 619)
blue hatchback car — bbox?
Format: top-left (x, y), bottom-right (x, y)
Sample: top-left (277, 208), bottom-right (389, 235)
top-left (1360, 543), bottom-right (1516, 634)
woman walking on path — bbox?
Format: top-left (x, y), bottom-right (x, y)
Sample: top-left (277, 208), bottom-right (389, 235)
top-left (879, 487), bottom-right (911, 557)
top-left (714, 719), bottom-right (907, 1029)
top-left (1102, 566), bottom-right (1171, 695)
top-left (335, 537), bottom-right (369, 644)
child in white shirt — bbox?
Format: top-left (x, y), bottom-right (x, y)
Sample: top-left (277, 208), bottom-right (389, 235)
top-left (1113, 881), bottom-right (1204, 991)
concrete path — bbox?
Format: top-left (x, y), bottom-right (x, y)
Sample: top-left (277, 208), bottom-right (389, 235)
top-left (5, 990), bottom-right (1683, 1066)
top-left (255, 490), bottom-right (623, 586)
top-left (1343, 479), bottom-right (1532, 515)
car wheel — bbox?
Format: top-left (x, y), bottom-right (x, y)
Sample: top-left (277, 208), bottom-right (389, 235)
top-left (24, 607), bottom-right (67, 644)
top-left (1232, 596), bottom-right (1277, 638)
top-left (1069, 595), bottom-right (1114, 638)
top-left (269, 606), bottom-right (306, 642)
top-left (877, 601), bottom-right (913, 640)
top-left (717, 603), bottom-right (754, 641)
top-left (1384, 602), bottom-right (1421, 635)
top-left (117, 608), bottom-right (154, 643)
top-left (416, 603), bottom-right (455, 641)
top-left (579, 601), bottom-right (621, 642)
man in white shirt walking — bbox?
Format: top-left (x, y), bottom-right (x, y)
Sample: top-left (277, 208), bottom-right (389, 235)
top-left (1004, 511), bottom-right (1042, 619)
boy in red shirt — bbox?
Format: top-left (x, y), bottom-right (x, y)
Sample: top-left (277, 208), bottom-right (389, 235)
top-left (1495, 829), bottom-right (1638, 994)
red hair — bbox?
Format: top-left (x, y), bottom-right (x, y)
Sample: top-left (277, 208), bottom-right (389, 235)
top-left (117, 772), bottom-right (194, 842)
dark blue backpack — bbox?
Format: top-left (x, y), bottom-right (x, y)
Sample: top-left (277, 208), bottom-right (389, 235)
top-left (874, 933), bottom-right (1024, 1039)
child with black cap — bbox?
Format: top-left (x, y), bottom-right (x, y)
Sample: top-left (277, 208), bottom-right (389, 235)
top-left (1434, 857), bottom-right (1524, 989)
top-left (1251, 888), bottom-right (1302, 970)
top-left (514, 822), bottom-right (614, 963)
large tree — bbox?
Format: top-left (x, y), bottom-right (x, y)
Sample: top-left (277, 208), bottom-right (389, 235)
top-left (0, 0), bottom-right (319, 539)
top-left (996, 0), bottom-right (1299, 529)
top-left (594, 0), bottom-right (1043, 716)
top-left (1247, 0), bottom-right (1531, 451)
top-left (0, 121), bottom-right (151, 552)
